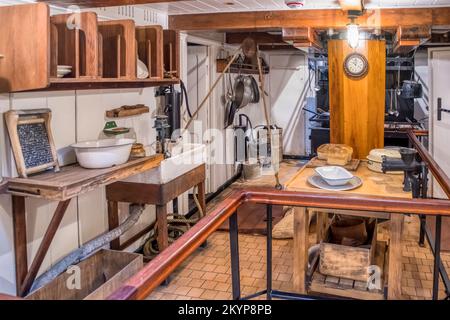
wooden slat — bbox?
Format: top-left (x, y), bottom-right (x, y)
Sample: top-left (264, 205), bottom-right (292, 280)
top-left (387, 214), bottom-right (403, 300)
top-left (6, 154), bottom-right (164, 201)
top-left (12, 196), bottom-right (27, 296)
top-left (168, 8), bottom-right (450, 31)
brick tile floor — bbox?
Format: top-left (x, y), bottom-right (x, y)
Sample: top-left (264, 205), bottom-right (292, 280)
top-left (147, 214), bottom-right (450, 300)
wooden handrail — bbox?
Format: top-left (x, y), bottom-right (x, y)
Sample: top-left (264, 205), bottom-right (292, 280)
top-left (108, 187), bottom-right (450, 300)
top-left (407, 129), bottom-right (450, 199)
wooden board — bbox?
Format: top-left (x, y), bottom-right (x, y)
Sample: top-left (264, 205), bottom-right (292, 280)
top-left (0, 3), bottom-right (50, 93)
top-left (285, 161), bottom-right (411, 199)
top-left (6, 154), bottom-right (164, 201)
top-left (306, 157), bottom-right (360, 171)
top-left (310, 241), bottom-right (387, 300)
top-left (163, 30), bottom-right (180, 78)
top-left (328, 40), bottom-right (386, 159)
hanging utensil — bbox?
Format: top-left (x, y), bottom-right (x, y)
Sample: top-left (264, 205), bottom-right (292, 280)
top-left (388, 89), bottom-right (395, 115)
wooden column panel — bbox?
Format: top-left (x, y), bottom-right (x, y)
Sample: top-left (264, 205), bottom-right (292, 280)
top-left (136, 26), bottom-right (164, 80)
top-left (328, 40), bottom-right (386, 159)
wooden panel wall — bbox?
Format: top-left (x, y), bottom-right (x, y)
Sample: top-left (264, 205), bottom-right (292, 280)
top-left (328, 40), bottom-right (386, 159)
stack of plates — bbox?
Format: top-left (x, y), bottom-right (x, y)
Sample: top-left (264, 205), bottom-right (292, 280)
top-left (57, 65), bottom-right (72, 78)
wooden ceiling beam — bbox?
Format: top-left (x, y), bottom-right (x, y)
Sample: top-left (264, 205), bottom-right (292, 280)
top-left (282, 28), bottom-right (323, 51)
top-left (38, 0), bottom-right (184, 8)
top-left (225, 32), bottom-right (283, 45)
top-left (169, 8), bottom-right (450, 31)
top-left (393, 25), bottom-right (431, 53)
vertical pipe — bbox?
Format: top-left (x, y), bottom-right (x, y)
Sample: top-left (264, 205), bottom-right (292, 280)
top-left (266, 204), bottom-right (273, 300)
top-left (433, 215), bottom-right (442, 300)
top-left (229, 211), bottom-right (241, 300)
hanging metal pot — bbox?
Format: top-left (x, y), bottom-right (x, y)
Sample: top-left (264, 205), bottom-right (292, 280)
top-left (249, 76), bottom-right (260, 103)
top-left (233, 76), bottom-right (253, 109)
top-left (401, 80), bottom-right (423, 99)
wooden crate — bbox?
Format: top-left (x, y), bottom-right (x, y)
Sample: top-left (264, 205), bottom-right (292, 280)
top-left (319, 218), bottom-right (377, 282)
top-left (26, 249), bottom-right (142, 300)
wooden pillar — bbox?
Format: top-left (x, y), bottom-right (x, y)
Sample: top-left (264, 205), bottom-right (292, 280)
top-left (328, 39), bottom-right (386, 159)
top-left (388, 213), bottom-right (404, 300)
top-left (12, 196), bottom-right (27, 296)
top-left (293, 207), bottom-right (309, 294)
top-left (197, 180), bottom-right (206, 217)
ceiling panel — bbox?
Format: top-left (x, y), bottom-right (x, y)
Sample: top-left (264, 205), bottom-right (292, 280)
top-left (144, 0), bottom-right (450, 15)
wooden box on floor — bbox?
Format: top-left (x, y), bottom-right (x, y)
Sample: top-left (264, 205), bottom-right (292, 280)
top-left (319, 219), bottom-right (377, 282)
top-left (26, 250), bottom-right (142, 300)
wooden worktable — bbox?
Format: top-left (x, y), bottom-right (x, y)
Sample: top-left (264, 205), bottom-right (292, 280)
top-left (285, 161), bottom-right (411, 300)
top-left (7, 154), bottom-right (164, 296)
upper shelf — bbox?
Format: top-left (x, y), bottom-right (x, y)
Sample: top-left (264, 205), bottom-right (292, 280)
top-left (0, 3), bottom-right (180, 93)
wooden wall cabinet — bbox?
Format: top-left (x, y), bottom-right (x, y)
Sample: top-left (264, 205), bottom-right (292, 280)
top-left (0, 3), bottom-right (180, 93)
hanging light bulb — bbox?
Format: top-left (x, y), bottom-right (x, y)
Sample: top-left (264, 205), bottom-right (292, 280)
top-left (347, 21), bottom-right (360, 49)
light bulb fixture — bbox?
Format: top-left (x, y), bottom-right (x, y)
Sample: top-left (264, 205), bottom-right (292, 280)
top-left (347, 19), bottom-right (360, 49)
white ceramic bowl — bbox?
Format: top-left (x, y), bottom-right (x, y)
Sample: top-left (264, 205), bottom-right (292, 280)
top-left (71, 138), bottom-right (135, 169)
top-left (314, 166), bottom-right (354, 186)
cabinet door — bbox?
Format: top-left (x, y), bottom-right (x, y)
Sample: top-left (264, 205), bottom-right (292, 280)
top-left (0, 3), bottom-right (49, 93)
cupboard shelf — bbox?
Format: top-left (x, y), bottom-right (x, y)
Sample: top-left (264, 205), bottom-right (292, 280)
top-left (23, 78), bottom-right (180, 92)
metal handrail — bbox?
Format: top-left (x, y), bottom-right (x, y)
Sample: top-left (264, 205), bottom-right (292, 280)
top-left (108, 188), bottom-right (450, 300)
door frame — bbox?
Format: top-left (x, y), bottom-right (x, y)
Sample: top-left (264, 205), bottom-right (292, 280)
top-left (428, 46), bottom-right (450, 198)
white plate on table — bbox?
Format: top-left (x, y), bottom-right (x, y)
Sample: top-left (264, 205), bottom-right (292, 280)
top-left (307, 174), bottom-right (363, 191)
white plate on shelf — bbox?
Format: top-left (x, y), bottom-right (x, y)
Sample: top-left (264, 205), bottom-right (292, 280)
top-left (307, 174), bottom-right (363, 191)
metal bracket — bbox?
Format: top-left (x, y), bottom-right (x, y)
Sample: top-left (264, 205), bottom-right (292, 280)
top-left (438, 98), bottom-right (450, 121)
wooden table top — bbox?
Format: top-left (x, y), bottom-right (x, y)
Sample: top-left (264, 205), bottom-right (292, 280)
top-left (285, 160), bottom-right (411, 199)
top-left (6, 154), bottom-right (164, 201)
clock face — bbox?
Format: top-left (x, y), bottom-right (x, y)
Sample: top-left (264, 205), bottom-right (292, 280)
top-left (344, 53), bottom-right (369, 78)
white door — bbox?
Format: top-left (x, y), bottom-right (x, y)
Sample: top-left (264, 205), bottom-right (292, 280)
top-left (187, 45), bottom-right (211, 192)
top-left (269, 53), bottom-right (308, 156)
top-left (429, 48), bottom-right (450, 199)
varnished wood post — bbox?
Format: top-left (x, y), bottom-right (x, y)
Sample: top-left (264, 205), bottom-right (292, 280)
top-left (12, 195), bottom-right (27, 296)
top-left (107, 200), bottom-right (120, 250)
top-left (388, 213), bottom-right (404, 300)
top-left (293, 207), bottom-right (309, 294)
top-left (156, 204), bottom-right (168, 252)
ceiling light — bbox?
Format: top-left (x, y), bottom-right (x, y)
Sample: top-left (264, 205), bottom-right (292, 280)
top-left (347, 21), bottom-right (359, 48)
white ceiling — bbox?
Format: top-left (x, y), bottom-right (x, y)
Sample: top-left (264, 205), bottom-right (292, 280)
top-left (145, 0), bottom-right (450, 15)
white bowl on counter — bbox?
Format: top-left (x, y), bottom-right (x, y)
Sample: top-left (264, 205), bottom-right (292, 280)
top-left (314, 166), bottom-right (354, 186)
top-left (71, 138), bottom-right (135, 169)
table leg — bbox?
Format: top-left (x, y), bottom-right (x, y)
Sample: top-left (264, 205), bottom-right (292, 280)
top-left (316, 211), bottom-right (328, 244)
top-left (197, 180), bottom-right (206, 218)
top-left (293, 207), bottom-right (309, 294)
top-left (156, 204), bottom-right (169, 253)
top-left (107, 200), bottom-right (120, 250)
top-left (12, 196), bottom-right (27, 296)
top-left (388, 213), bottom-right (404, 300)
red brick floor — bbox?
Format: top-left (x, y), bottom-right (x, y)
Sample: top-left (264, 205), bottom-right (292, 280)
top-left (147, 215), bottom-right (450, 300)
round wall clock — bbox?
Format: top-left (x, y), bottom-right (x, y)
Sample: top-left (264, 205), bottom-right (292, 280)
top-left (343, 53), bottom-right (369, 79)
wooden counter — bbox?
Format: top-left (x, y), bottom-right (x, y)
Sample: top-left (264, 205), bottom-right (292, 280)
top-left (286, 160), bottom-right (410, 300)
top-left (6, 154), bottom-right (164, 201)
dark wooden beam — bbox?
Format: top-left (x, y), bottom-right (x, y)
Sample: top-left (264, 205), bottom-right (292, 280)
top-left (226, 32), bottom-right (283, 45)
top-left (283, 28), bottom-right (323, 51)
top-left (169, 8), bottom-right (450, 31)
top-left (38, 0), bottom-right (184, 8)
top-left (393, 25), bottom-right (431, 53)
